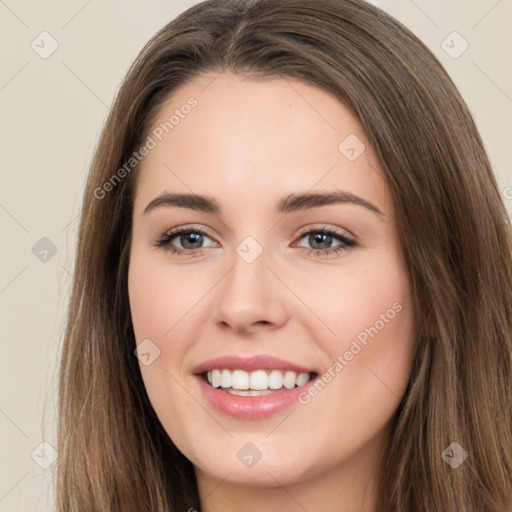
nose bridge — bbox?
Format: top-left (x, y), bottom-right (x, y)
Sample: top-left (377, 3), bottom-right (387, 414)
top-left (214, 234), bottom-right (287, 332)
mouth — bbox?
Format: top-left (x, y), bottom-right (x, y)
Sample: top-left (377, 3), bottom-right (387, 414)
top-left (192, 355), bottom-right (319, 419)
top-left (201, 369), bottom-right (317, 396)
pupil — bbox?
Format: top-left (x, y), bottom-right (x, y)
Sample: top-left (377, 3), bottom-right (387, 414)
top-left (182, 233), bottom-right (202, 249)
top-left (311, 233), bottom-right (331, 250)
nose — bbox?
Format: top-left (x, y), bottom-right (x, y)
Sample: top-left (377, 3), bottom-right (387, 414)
top-left (213, 244), bottom-right (289, 337)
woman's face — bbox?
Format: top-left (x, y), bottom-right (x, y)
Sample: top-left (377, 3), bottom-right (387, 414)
top-left (128, 72), bottom-right (416, 493)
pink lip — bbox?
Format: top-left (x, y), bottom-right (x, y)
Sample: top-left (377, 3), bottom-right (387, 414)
top-left (194, 374), bottom-right (319, 420)
top-left (192, 354), bottom-right (315, 374)
top-left (192, 354), bottom-right (318, 420)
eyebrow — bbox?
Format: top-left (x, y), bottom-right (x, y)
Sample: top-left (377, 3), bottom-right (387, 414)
top-left (143, 190), bottom-right (384, 216)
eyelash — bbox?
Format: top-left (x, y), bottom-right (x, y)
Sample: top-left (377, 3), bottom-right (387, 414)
top-left (152, 224), bottom-right (357, 258)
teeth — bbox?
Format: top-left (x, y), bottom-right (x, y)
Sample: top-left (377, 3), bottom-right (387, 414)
top-left (205, 369), bottom-right (313, 390)
top-left (296, 372), bottom-right (310, 386)
top-left (211, 369), bottom-right (221, 388)
top-left (283, 371), bottom-right (297, 389)
top-left (249, 370), bottom-right (268, 390)
top-left (220, 369), bottom-right (231, 388)
top-left (227, 389), bottom-right (273, 396)
top-left (268, 369), bottom-right (283, 389)
top-left (232, 369), bottom-right (249, 390)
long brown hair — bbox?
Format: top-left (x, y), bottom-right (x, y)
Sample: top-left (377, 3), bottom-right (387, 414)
top-left (56, 0), bottom-right (512, 510)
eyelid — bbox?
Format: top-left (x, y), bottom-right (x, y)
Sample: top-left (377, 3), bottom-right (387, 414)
top-left (163, 224), bottom-right (218, 241)
top-left (295, 223), bottom-right (355, 240)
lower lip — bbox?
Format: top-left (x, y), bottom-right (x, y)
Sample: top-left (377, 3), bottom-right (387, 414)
top-left (195, 375), bottom-right (316, 419)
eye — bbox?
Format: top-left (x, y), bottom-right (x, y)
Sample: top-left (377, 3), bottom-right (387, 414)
top-left (152, 225), bottom-right (217, 256)
top-left (293, 226), bottom-right (357, 257)
top-left (152, 225), bottom-right (358, 258)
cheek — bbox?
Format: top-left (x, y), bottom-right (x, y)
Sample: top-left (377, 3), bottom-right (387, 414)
top-left (128, 251), bottom-right (205, 341)
top-left (299, 249), bottom-right (413, 354)
top-left (312, 253), bottom-right (415, 422)
top-left (128, 253), bottom-right (204, 447)
top-left (288, 256), bottom-right (416, 465)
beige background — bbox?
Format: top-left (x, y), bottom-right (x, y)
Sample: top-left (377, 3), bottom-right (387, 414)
top-left (0, 0), bottom-right (510, 510)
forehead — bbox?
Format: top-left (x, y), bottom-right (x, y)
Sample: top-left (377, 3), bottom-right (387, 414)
top-left (133, 72), bottom-right (391, 219)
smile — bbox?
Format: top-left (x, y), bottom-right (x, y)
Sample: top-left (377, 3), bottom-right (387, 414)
top-left (193, 355), bottom-right (320, 419)
top-left (204, 369), bottom-right (314, 395)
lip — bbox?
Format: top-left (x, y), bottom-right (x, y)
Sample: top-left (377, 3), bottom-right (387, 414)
top-left (192, 354), bottom-right (316, 374)
top-left (194, 373), bottom-right (319, 419)
top-left (192, 354), bottom-right (318, 420)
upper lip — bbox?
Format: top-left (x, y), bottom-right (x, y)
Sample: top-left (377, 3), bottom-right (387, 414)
top-left (192, 355), bottom-right (316, 375)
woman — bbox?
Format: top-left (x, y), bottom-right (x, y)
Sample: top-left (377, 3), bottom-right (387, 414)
top-left (56, 0), bottom-right (512, 510)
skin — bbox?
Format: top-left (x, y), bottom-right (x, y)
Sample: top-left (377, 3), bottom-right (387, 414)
top-left (128, 72), bottom-right (417, 512)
